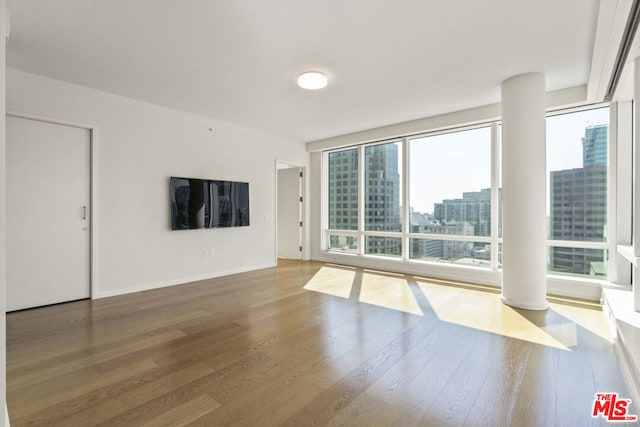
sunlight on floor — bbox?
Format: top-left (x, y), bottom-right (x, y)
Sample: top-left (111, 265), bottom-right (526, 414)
top-left (304, 266), bottom-right (611, 350)
top-left (359, 272), bottom-right (423, 316)
top-left (303, 265), bottom-right (355, 299)
top-left (549, 301), bottom-right (613, 343)
top-left (416, 280), bottom-right (570, 351)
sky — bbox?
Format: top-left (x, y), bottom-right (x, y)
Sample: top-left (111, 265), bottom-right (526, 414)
top-left (408, 107), bottom-right (609, 214)
top-left (410, 126), bottom-right (491, 213)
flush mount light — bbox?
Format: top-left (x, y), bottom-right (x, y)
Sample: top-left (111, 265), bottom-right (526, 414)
top-left (297, 71), bottom-right (328, 90)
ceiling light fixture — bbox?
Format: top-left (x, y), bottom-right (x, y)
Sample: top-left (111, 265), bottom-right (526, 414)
top-left (297, 71), bottom-right (328, 90)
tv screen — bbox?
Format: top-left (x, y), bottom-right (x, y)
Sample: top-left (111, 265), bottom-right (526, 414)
top-left (170, 177), bottom-right (250, 230)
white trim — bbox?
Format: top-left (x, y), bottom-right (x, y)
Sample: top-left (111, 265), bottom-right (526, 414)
top-left (406, 122), bottom-right (494, 141)
top-left (316, 251), bottom-right (501, 287)
top-left (547, 275), bottom-right (604, 300)
top-left (545, 240), bottom-right (609, 250)
top-left (6, 110), bottom-right (99, 302)
top-left (93, 262), bottom-right (276, 299)
top-left (6, 110), bottom-right (94, 130)
top-left (358, 145), bottom-right (365, 254)
top-left (402, 137), bottom-right (410, 261)
top-left (408, 233), bottom-right (492, 243)
top-left (320, 151), bottom-right (329, 251)
top-left (324, 229), bottom-right (493, 243)
top-left (618, 244), bottom-right (639, 267)
top-left (490, 122), bottom-right (500, 270)
top-left (614, 101), bottom-right (633, 284)
top-left (609, 102), bottom-right (620, 282)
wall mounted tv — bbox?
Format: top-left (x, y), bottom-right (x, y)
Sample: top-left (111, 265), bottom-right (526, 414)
top-left (170, 177), bottom-right (250, 230)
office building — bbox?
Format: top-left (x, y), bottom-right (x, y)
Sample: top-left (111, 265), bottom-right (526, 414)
top-left (549, 125), bottom-right (608, 275)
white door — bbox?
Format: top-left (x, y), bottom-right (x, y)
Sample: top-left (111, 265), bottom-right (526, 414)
top-left (277, 167), bottom-right (303, 259)
top-left (7, 116), bottom-right (91, 311)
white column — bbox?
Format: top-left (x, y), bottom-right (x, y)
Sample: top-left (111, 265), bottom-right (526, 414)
top-left (501, 73), bottom-right (548, 310)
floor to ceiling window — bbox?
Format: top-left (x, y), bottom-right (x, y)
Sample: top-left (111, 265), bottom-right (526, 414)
top-left (322, 105), bottom-right (610, 282)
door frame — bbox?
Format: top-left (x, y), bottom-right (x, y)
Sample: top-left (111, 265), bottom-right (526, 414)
top-left (274, 159), bottom-right (308, 263)
top-left (7, 111), bottom-right (98, 300)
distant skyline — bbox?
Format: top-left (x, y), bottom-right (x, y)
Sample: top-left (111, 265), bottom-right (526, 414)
top-left (409, 107), bottom-right (609, 215)
top-left (410, 127), bottom-right (491, 213)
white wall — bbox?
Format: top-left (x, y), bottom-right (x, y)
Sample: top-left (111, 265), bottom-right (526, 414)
top-left (1, 2), bottom-right (8, 424)
top-left (6, 69), bottom-right (307, 298)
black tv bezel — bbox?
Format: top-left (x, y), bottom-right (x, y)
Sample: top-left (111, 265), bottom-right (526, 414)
top-left (169, 176), bottom-right (250, 231)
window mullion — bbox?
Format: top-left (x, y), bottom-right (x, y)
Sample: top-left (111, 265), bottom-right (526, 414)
top-left (402, 137), bottom-right (410, 261)
top-left (491, 122), bottom-right (500, 270)
top-left (358, 145), bottom-right (365, 255)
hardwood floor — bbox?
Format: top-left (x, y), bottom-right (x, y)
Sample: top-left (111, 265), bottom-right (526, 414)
top-left (6, 259), bottom-right (636, 426)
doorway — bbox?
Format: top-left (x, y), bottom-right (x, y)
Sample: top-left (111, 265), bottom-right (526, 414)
top-left (276, 161), bottom-right (305, 260)
top-left (6, 115), bottom-right (92, 311)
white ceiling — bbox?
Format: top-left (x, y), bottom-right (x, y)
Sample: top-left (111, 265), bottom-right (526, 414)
top-left (6, 1), bottom-right (601, 142)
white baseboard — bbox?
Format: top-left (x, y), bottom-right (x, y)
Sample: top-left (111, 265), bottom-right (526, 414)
top-left (92, 262), bottom-right (277, 299)
top-left (314, 253), bottom-right (603, 301)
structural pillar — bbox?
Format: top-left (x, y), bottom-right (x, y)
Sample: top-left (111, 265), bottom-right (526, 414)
top-left (501, 73), bottom-right (548, 310)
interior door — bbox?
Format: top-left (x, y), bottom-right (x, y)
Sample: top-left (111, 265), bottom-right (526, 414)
top-left (277, 167), bottom-right (302, 259)
top-left (6, 115), bottom-right (91, 311)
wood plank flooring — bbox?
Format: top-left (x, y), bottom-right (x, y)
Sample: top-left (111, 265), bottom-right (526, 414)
top-left (6, 259), bottom-right (636, 426)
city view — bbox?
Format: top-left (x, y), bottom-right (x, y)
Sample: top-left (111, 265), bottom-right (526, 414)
top-left (328, 108), bottom-right (608, 277)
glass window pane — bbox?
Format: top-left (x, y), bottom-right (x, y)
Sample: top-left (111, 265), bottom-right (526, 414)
top-left (365, 142), bottom-right (402, 232)
top-left (547, 108), bottom-right (608, 243)
top-left (327, 235), bottom-right (358, 254)
top-left (548, 247), bottom-right (608, 278)
top-left (409, 127), bottom-right (491, 238)
top-left (328, 149), bottom-right (358, 230)
top-left (409, 238), bottom-right (491, 268)
top-left (364, 236), bottom-right (402, 258)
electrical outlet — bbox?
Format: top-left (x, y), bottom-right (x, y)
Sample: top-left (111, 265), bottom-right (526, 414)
top-left (208, 248), bottom-right (215, 256)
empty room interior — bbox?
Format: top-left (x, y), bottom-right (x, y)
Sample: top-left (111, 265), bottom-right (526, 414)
top-left (2, 1), bottom-right (640, 426)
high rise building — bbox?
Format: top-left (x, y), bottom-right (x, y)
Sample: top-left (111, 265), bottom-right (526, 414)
top-left (549, 124), bottom-right (608, 276)
top-left (364, 144), bottom-right (401, 255)
top-left (583, 124), bottom-right (607, 167)
top-left (432, 188), bottom-right (495, 237)
top-left (327, 144), bottom-right (402, 255)
top-left (411, 189), bottom-right (494, 262)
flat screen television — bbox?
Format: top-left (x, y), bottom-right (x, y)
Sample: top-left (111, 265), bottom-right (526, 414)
top-left (170, 177), bottom-right (250, 230)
